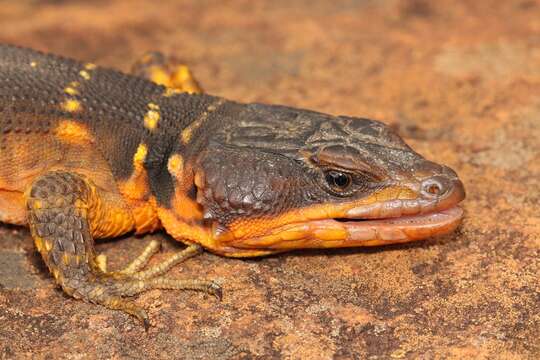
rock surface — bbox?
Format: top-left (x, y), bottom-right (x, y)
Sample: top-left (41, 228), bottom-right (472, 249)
top-left (0, 0), bottom-right (538, 359)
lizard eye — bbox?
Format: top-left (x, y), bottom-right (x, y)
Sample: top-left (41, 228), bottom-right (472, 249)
top-left (325, 170), bottom-right (352, 192)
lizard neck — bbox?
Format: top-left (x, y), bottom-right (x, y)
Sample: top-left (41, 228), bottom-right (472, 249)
top-left (143, 92), bottom-right (223, 207)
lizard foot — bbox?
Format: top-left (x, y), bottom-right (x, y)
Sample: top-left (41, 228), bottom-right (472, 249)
top-left (26, 171), bottom-right (220, 330)
top-left (102, 242), bottom-right (222, 330)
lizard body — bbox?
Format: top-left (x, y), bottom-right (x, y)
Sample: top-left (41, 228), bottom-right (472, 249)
top-left (0, 45), bottom-right (465, 327)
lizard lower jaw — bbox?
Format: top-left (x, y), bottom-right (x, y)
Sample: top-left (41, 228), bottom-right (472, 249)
top-left (315, 206), bottom-right (464, 246)
top-left (229, 206), bottom-right (463, 251)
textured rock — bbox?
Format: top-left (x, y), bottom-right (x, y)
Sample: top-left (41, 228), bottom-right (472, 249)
top-left (0, 0), bottom-right (538, 359)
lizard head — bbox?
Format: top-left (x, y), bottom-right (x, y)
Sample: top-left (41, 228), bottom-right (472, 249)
top-left (177, 103), bottom-right (465, 256)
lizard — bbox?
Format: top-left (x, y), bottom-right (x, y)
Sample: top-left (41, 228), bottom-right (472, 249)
top-left (0, 44), bottom-right (465, 328)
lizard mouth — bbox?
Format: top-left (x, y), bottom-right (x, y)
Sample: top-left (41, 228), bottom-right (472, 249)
top-left (321, 180), bottom-right (466, 246)
top-left (310, 206), bottom-right (463, 246)
top-left (228, 177), bottom-right (465, 250)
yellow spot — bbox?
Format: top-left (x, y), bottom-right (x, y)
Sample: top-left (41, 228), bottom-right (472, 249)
top-left (55, 121), bottom-right (93, 144)
top-left (144, 109), bottom-right (160, 129)
top-left (181, 127), bottom-right (193, 144)
top-left (34, 237), bottom-right (44, 252)
top-left (133, 143), bottom-right (148, 168)
top-left (30, 61), bottom-right (37, 68)
top-left (181, 99), bottom-right (224, 144)
top-left (51, 268), bottom-right (60, 281)
top-left (84, 63), bottom-right (97, 70)
top-left (163, 87), bottom-right (181, 97)
top-left (79, 70), bottom-right (91, 80)
top-left (62, 99), bottom-right (82, 113)
top-left (167, 154), bottom-right (184, 178)
top-left (64, 81), bottom-right (81, 95)
top-left (95, 254), bottom-right (108, 272)
top-left (148, 102), bottom-right (160, 110)
top-left (62, 253), bottom-right (72, 266)
top-left (44, 240), bottom-right (53, 252)
top-left (31, 200), bottom-right (42, 209)
top-left (194, 171), bottom-right (204, 188)
top-left (64, 87), bottom-right (79, 96)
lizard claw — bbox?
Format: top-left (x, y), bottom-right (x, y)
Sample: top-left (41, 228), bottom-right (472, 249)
top-left (207, 282), bottom-right (223, 301)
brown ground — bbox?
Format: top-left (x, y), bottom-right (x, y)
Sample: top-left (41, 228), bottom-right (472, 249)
top-left (0, 0), bottom-right (539, 359)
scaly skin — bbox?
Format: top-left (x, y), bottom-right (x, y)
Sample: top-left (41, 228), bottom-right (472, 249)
top-left (0, 45), bottom-right (465, 327)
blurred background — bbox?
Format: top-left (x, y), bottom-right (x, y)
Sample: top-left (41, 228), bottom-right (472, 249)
top-left (0, 1), bottom-right (538, 359)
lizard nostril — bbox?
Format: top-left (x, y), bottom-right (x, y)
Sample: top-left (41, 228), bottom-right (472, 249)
top-left (426, 183), bottom-right (441, 195)
top-left (421, 177), bottom-right (447, 198)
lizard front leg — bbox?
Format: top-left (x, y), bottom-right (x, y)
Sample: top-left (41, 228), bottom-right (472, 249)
top-left (26, 171), bottom-right (220, 329)
top-left (131, 51), bottom-right (203, 94)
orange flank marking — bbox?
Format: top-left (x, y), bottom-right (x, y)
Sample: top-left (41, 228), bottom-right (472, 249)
top-left (171, 191), bottom-right (203, 221)
top-left (54, 121), bottom-right (93, 144)
top-left (156, 205), bottom-right (213, 247)
top-left (131, 198), bottom-right (161, 234)
top-left (152, 160), bottom-right (211, 246)
top-left (158, 203), bottom-right (278, 257)
top-left (85, 182), bottom-right (136, 239)
top-left (91, 205), bottom-right (136, 239)
top-left (116, 144), bottom-right (161, 234)
top-left (168, 160), bottom-right (203, 222)
top-left (0, 190), bottom-right (27, 225)
top-left (117, 143), bottom-right (149, 200)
